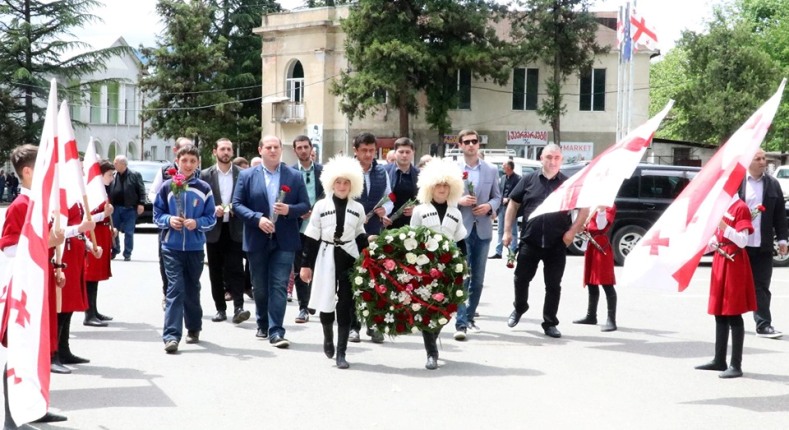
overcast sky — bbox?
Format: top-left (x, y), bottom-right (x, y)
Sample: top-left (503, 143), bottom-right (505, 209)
top-left (75, 0), bottom-right (724, 54)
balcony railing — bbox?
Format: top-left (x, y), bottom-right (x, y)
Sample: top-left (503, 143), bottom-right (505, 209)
top-left (272, 101), bottom-right (305, 123)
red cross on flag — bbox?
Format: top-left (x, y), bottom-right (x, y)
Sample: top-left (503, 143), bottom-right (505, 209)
top-left (630, 7), bottom-right (658, 50)
top-left (0, 79), bottom-right (59, 424)
top-left (57, 100), bottom-right (88, 209)
top-left (622, 79), bottom-right (786, 292)
top-left (83, 137), bottom-right (108, 212)
top-left (528, 101), bottom-right (673, 220)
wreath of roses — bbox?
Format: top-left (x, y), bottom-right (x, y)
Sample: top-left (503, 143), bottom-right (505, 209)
top-left (352, 225), bottom-right (469, 336)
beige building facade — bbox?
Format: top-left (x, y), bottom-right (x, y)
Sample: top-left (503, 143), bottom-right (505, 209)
top-left (254, 6), bottom-right (652, 163)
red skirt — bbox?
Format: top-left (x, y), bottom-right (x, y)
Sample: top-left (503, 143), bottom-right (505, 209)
top-left (708, 245), bottom-right (756, 315)
top-left (60, 237), bottom-right (88, 313)
top-left (85, 223), bottom-right (112, 282)
top-left (583, 234), bottom-right (615, 286)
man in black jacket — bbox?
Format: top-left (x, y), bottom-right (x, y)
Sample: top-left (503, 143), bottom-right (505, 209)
top-left (109, 155), bottom-right (146, 261)
top-left (740, 149), bottom-right (789, 339)
top-left (202, 138), bottom-right (250, 325)
top-left (491, 160), bottom-right (521, 259)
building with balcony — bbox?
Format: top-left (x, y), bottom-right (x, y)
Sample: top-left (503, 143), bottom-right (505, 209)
top-left (254, 6), bottom-right (653, 162)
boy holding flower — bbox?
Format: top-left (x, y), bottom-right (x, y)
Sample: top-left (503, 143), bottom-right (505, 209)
top-left (153, 145), bottom-right (217, 354)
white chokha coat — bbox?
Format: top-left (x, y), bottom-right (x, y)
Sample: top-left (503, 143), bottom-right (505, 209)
top-left (304, 197), bottom-right (367, 313)
top-left (410, 203), bottom-right (467, 242)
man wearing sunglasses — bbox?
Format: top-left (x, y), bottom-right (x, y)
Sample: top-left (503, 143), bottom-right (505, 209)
top-left (454, 129), bottom-right (501, 341)
top-left (291, 135), bottom-right (324, 324)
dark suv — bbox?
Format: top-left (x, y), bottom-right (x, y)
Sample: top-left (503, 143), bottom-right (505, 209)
top-left (561, 163), bottom-right (700, 266)
top-left (127, 160), bottom-right (168, 225)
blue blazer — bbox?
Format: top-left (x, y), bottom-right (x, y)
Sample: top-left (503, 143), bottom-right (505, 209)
top-left (458, 159), bottom-right (501, 240)
top-left (232, 163), bottom-right (310, 253)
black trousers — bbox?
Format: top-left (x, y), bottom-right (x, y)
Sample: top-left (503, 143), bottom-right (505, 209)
top-left (159, 241), bottom-right (167, 295)
top-left (513, 242), bottom-right (567, 329)
top-left (206, 223), bottom-right (245, 312)
top-left (292, 233), bottom-right (311, 311)
top-left (746, 246), bottom-right (774, 330)
top-left (331, 247), bottom-right (356, 329)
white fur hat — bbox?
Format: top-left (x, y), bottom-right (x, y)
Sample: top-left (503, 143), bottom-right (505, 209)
top-left (417, 157), bottom-right (464, 206)
top-left (320, 155), bottom-right (364, 199)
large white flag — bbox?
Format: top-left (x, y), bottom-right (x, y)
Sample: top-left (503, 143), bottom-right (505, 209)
top-left (529, 101), bottom-right (673, 219)
top-left (83, 137), bottom-right (107, 212)
top-left (57, 100), bottom-right (87, 209)
top-left (0, 79), bottom-right (59, 424)
top-left (622, 80), bottom-right (786, 292)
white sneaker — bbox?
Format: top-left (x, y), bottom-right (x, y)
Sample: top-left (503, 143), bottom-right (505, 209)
top-left (454, 329), bottom-right (467, 341)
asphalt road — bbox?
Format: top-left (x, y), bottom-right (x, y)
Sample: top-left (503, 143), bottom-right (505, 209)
top-left (1, 220), bottom-right (789, 429)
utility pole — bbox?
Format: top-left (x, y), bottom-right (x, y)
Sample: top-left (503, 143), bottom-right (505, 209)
top-left (139, 88), bottom-right (145, 160)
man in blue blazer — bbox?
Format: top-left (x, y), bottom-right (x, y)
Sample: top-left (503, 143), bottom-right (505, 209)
top-left (233, 136), bottom-right (310, 348)
top-left (383, 137), bottom-right (420, 229)
top-left (291, 135), bottom-right (324, 323)
top-left (454, 129), bottom-right (501, 341)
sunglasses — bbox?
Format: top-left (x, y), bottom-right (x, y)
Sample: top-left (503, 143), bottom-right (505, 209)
top-left (305, 171), bottom-right (311, 184)
top-left (461, 139), bottom-right (478, 145)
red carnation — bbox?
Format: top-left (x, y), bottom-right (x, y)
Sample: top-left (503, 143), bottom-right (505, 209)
top-left (376, 299), bottom-right (387, 309)
top-left (757, 204), bottom-right (766, 212)
top-left (383, 244), bottom-right (395, 254)
top-left (395, 312), bottom-right (407, 321)
top-left (373, 315), bottom-right (385, 324)
top-left (361, 291), bottom-right (373, 302)
top-left (427, 252), bottom-right (435, 260)
top-left (454, 276), bottom-right (463, 285)
top-left (447, 303), bottom-right (458, 313)
top-left (439, 253), bottom-right (452, 264)
top-left (388, 192), bottom-right (396, 201)
top-left (422, 314), bottom-right (431, 325)
top-left (167, 167), bottom-right (177, 176)
top-left (281, 185), bottom-right (291, 193)
top-left (396, 323), bottom-right (406, 333)
top-left (462, 171), bottom-right (468, 180)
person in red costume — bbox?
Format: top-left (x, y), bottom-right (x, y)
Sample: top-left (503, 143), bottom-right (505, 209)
top-left (84, 160), bottom-right (116, 327)
top-left (573, 205), bottom-right (618, 332)
top-left (0, 144), bottom-right (67, 424)
top-left (696, 198), bottom-right (756, 379)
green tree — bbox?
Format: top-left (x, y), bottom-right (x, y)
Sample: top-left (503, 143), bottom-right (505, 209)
top-left (0, 0), bottom-right (131, 143)
top-left (206, 0), bottom-right (280, 158)
top-left (672, 9), bottom-right (780, 145)
top-left (331, 0), bottom-right (511, 144)
top-left (736, 0), bottom-right (789, 152)
top-left (0, 88), bottom-right (24, 163)
top-left (649, 47), bottom-right (690, 140)
top-left (509, 0), bottom-right (608, 146)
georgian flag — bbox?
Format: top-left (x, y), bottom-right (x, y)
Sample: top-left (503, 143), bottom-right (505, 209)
top-left (528, 101), bottom-right (673, 220)
top-left (57, 100), bottom-right (87, 209)
top-left (83, 137), bottom-right (107, 212)
top-left (0, 79), bottom-right (59, 424)
top-left (630, 6), bottom-right (659, 51)
top-left (622, 79), bottom-right (786, 292)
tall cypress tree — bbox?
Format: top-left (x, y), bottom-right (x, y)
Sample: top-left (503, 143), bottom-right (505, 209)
top-left (0, 0), bottom-right (132, 143)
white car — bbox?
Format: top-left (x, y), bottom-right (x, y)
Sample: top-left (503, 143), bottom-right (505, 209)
top-left (773, 165), bottom-right (789, 200)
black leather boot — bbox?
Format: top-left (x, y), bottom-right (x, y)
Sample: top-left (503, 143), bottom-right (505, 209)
top-left (573, 285), bottom-right (599, 325)
top-left (50, 353), bottom-right (72, 374)
top-left (721, 321), bottom-right (744, 379)
top-left (601, 286), bottom-right (617, 332)
top-left (58, 313), bottom-right (90, 365)
top-left (336, 327), bottom-right (350, 369)
top-left (423, 331), bottom-right (439, 370)
top-left (320, 312), bottom-right (335, 359)
top-left (84, 282), bottom-right (108, 327)
top-left (696, 317), bottom-right (728, 371)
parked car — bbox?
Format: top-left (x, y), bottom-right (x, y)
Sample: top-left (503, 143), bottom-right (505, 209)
top-left (127, 160), bottom-right (168, 225)
top-left (773, 165), bottom-right (789, 200)
top-left (561, 163), bottom-right (701, 266)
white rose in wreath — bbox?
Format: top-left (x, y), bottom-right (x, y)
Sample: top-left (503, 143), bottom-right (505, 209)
top-left (405, 252), bottom-right (418, 264)
top-left (403, 237), bottom-right (418, 251)
top-left (416, 254), bottom-right (430, 266)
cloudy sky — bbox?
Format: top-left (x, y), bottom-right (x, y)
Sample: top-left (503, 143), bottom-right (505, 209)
top-left (75, 0), bottom-right (724, 54)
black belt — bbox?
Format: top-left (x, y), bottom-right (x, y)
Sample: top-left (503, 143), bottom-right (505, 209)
top-left (324, 238), bottom-right (350, 246)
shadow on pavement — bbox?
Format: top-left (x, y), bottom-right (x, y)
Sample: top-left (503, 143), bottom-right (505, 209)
top-left (51, 385), bottom-right (175, 411)
top-left (72, 322), bottom-right (162, 343)
top-left (349, 359), bottom-right (544, 378)
top-left (682, 392), bottom-right (789, 412)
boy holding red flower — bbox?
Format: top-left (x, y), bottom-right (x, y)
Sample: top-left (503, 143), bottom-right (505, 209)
top-left (153, 145), bottom-right (217, 354)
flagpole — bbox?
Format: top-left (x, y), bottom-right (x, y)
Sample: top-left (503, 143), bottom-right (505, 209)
top-left (616, 5), bottom-right (625, 141)
top-left (82, 195), bottom-right (98, 251)
top-left (627, 1), bottom-right (636, 134)
top-left (53, 164), bottom-right (63, 313)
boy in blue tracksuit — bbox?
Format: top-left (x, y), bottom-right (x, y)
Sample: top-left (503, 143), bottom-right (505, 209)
top-left (153, 145), bottom-right (217, 353)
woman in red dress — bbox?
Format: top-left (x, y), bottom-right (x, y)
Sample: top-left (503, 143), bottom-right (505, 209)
top-left (573, 205), bottom-right (617, 332)
top-left (84, 160), bottom-right (116, 327)
top-left (696, 199), bottom-right (756, 379)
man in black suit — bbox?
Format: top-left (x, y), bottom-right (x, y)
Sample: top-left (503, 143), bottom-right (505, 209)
top-left (740, 149), bottom-right (788, 339)
top-left (291, 135), bottom-right (324, 324)
top-left (202, 138), bottom-right (250, 324)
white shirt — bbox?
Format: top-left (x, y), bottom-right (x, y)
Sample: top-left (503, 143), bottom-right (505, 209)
top-left (745, 173), bottom-right (765, 247)
top-left (217, 165), bottom-right (234, 222)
